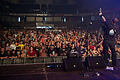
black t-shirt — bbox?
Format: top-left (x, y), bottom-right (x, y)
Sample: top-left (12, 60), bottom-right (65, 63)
top-left (70, 47), bottom-right (78, 54)
top-left (80, 48), bottom-right (86, 56)
top-left (47, 48), bottom-right (56, 56)
top-left (62, 47), bottom-right (67, 55)
top-left (9, 51), bottom-right (18, 57)
top-left (11, 53), bottom-right (17, 57)
top-left (55, 47), bottom-right (61, 56)
top-left (102, 22), bottom-right (119, 41)
top-left (0, 52), bottom-right (7, 57)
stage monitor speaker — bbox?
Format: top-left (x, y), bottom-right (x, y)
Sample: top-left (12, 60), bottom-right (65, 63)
top-left (63, 58), bottom-right (83, 71)
top-left (85, 56), bottom-right (106, 69)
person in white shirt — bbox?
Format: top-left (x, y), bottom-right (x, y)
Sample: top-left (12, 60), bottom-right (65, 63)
top-left (10, 41), bottom-right (16, 50)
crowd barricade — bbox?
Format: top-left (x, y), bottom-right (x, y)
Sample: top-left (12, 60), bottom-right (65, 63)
top-left (0, 56), bottom-right (67, 65)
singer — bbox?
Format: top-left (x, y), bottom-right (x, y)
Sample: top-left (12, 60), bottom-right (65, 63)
top-left (99, 9), bottom-right (119, 68)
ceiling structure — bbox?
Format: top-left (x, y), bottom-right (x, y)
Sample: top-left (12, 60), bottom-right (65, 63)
top-left (0, 0), bottom-right (120, 14)
top-left (0, 0), bottom-right (120, 29)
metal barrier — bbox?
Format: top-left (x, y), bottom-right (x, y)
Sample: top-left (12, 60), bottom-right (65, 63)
top-left (0, 56), bottom-right (67, 65)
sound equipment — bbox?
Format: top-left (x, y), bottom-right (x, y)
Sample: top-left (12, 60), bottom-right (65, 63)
top-left (85, 56), bottom-right (106, 69)
top-left (63, 58), bottom-right (83, 71)
top-left (45, 63), bottom-right (63, 72)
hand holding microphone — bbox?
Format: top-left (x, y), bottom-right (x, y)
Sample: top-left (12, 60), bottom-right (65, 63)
top-left (99, 8), bottom-right (106, 22)
top-left (99, 8), bottom-right (102, 16)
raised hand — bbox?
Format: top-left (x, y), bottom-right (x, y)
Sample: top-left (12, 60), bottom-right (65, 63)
top-left (99, 8), bottom-right (102, 16)
top-left (99, 12), bottom-right (102, 16)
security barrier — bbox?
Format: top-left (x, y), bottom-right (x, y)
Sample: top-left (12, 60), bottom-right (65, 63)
top-left (0, 56), bottom-right (67, 65)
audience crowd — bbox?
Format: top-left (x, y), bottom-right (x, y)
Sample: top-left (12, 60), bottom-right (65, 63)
top-left (0, 29), bottom-right (120, 60)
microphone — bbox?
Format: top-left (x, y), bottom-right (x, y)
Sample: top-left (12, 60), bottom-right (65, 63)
top-left (99, 8), bottom-right (102, 13)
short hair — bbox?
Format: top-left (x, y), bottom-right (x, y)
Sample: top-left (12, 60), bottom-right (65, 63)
top-left (112, 18), bottom-right (119, 23)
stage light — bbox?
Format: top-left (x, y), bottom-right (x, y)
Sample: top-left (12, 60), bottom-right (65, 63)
top-left (18, 17), bottom-right (21, 22)
top-left (62, 17), bottom-right (66, 22)
top-left (43, 17), bottom-right (46, 22)
top-left (90, 22), bottom-right (93, 25)
top-left (82, 17), bottom-right (84, 22)
top-left (36, 26), bottom-right (53, 29)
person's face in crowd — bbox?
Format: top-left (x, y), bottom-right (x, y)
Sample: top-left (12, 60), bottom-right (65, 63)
top-left (21, 50), bottom-right (24, 54)
top-left (77, 42), bottom-right (80, 47)
top-left (45, 42), bottom-right (49, 45)
top-left (81, 46), bottom-right (84, 49)
top-left (24, 45), bottom-right (28, 49)
top-left (93, 47), bottom-right (96, 50)
top-left (35, 39), bottom-right (37, 42)
top-left (69, 43), bottom-right (71, 47)
top-left (6, 43), bottom-right (9, 47)
top-left (42, 46), bottom-right (45, 49)
top-left (15, 42), bottom-right (18, 46)
top-left (33, 35), bottom-right (36, 38)
top-left (20, 41), bottom-right (23, 44)
top-left (24, 43), bottom-right (27, 46)
top-left (62, 45), bottom-right (65, 48)
top-left (30, 47), bottom-right (33, 51)
top-left (51, 41), bottom-right (54, 45)
top-left (24, 38), bottom-right (27, 41)
top-left (30, 42), bottom-right (34, 46)
top-left (72, 44), bottom-right (75, 48)
top-left (81, 41), bottom-right (85, 45)
top-left (1, 48), bottom-right (5, 53)
top-left (56, 38), bottom-right (59, 42)
top-left (40, 42), bottom-right (43, 46)
top-left (113, 18), bottom-right (119, 24)
top-left (12, 50), bottom-right (15, 54)
top-left (56, 42), bottom-right (60, 47)
top-left (12, 42), bottom-right (15, 44)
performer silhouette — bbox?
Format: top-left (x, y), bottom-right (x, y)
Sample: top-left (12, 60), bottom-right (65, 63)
top-left (99, 9), bottom-right (119, 67)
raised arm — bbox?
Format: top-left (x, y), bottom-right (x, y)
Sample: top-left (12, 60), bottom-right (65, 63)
top-left (99, 12), bottom-right (106, 22)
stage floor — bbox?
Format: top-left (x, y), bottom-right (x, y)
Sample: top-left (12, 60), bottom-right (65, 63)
top-left (0, 59), bottom-right (120, 80)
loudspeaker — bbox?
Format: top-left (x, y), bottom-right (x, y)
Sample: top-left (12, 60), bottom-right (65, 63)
top-left (85, 56), bottom-right (106, 69)
top-left (63, 58), bottom-right (83, 71)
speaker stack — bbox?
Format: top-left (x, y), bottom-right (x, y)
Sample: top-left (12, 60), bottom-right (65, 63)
top-left (63, 56), bottom-right (106, 71)
top-left (63, 57), bottom-right (84, 71)
top-left (85, 56), bottom-right (106, 69)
